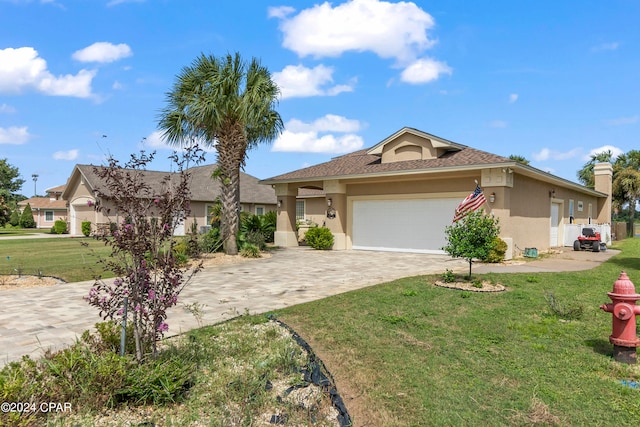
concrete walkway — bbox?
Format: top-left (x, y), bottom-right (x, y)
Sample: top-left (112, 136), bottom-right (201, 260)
top-left (0, 247), bottom-right (468, 366)
top-left (474, 248), bottom-right (619, 274)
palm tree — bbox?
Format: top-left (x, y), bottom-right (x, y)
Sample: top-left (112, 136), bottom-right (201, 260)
top-left (612, 150), bottom-right (640, 236)
top-left (508, 154), bottom-right (530, 165)
top-left (577, 150), bottom-right (614, 189)
top-left (158, 53), bottom-right (283, 255)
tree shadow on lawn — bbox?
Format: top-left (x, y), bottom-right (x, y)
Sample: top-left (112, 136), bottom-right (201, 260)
top-left (585, 338), bottom-right (614, 358)
top-left (608, 257), bottom-right (640, 273)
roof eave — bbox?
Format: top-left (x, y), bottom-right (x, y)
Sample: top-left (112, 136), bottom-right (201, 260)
top-left (261, 163), bottom-right (508, 185)
top-left (513, 163), bottom-right (607, 197)
top-left (261, 162), bottom-right (607, 198)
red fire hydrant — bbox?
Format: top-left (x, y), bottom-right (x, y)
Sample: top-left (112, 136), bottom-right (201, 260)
top-left (600, 271), bottom-right (640, 364)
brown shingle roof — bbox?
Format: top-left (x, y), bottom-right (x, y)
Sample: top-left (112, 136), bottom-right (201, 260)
top-left (18, 197), bottom-right (67, 210)
top-left (73, 164), bottom-right (275, 204)
top-left (263, 146), bottom-right (511, 183)
top-left (45, 184), bottom-right (65, 194)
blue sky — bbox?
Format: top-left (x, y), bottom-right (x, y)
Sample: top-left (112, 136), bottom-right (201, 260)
top-left (1, 0), bottom-right (638, 196)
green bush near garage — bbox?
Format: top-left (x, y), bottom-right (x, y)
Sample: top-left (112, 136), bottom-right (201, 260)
top-left (304, 226), bottom-right (334, 250)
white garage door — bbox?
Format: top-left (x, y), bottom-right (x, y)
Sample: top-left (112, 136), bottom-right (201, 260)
top-left (352, 198), bottom-right (460, 253)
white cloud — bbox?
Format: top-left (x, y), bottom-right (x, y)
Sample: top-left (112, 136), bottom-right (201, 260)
top-left (143, 130), bottom-right (173, 150)
top-left (107, 0), bottom-right (145, 6)
top-left (0, 126), bottom-right (30, 144)
top-left (591, 42), bottom-right (619, 52)
top-left (52, 149), bottom-right (79, 160)
top-left (287, 114), bottom-right (362, 133)
top-left (584, 145), bottom-right (624, 161)
top-left (400, 58), bottom-right (452, 84)
top-left (0, 47), bottom-right (95, 98)
top-left (267, 5), bottom-right (295, 19)
top-left (112, 81), bottom-right (123, 90)
top-left (532, 147), bottom-right (581, 161)
top-left (272, 0), bottom-right (436, 63)
top-left (273, 64), bottom-right (355, 99)
top-left (509, 93), bottom-right (519, 103)
top-left (273, 130), bottom-right (364, 154)
top-left (533, 148), bottom-right (550, 161)
top-left (272, 115), bottom-right (364, 153)
top-left (604, 115), bottom-right (639, 126)
top-left (72, 42), bottom-right (132, 63)
top-left (488, 120), bottom-right (507, 128)
top-left (142, 130), bottom-right (215, 153)
top-left (0, 103), bottom-right (16, 113)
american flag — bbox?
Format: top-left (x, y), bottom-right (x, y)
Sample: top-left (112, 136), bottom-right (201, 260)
top-left (453, 184), bottom-right (487, 222)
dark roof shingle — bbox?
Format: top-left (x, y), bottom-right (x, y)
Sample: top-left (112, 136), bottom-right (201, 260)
top-left (264, 146), bottom-right (511, 182)
top-left (74, 164), bottom-right (275, 204)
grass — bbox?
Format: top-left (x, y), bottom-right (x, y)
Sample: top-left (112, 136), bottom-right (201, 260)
top-left (2, 235), bottom-right (640, 425)
top-left (276, 238), bottom-right (640, 426)
top-left (1, 316), bottom-right (340, 426)
top-left (0, 226), bottom-right (51, 236)
top-left (0, 236), bottom-right (112, 282)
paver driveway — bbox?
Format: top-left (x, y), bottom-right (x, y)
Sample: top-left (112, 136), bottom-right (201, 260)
top-left (0, 247), bottom-right (467, 366)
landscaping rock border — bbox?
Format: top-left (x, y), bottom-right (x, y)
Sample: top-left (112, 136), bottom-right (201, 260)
top-left (270, 316), bottom-right (352, 427)
top-left (434, 280), bottom-right (506, 292)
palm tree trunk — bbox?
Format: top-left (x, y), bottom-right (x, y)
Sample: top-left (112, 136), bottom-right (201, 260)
top-left (629, 198), bottom-right (637, 237)
top-left (217, 123), bottom-right (245, 255)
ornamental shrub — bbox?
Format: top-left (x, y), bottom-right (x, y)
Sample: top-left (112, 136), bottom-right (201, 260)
top-left (9, 209), bottom-right (19, 227)
top-left (53, 219), bottom-right (68, 234)
top-left (81, 220), bottom-right (92, 237)
top-left (84, 147), bottom-right (205, 363)
top-left (443, 210), bottom-right (500, 279)
top-left (240, 243), bottom-right (261, 258)
top-left (19, 203), bottom-right (36, 228)
top-left (200, 227), bottom-right (223, 253)
top-left (483, 237), bottom-right (508, 263)
top-left (304, 226), bottom-right (334, 250)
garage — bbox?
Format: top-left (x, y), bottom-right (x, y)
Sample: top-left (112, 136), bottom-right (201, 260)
top-left (351, 198), bottom-right (460, 253)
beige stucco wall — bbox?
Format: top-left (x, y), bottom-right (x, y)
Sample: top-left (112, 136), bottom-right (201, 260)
top-left (488, 174), bottom-right (601, 256)
top-left (269, 168), bottom-right (610, 257)
top-left (380, 134), bottom-right (445, 163)
top-left (347, 173), bottom-right (478, 197)
top-left (301, 198), bottom-right (327, 226)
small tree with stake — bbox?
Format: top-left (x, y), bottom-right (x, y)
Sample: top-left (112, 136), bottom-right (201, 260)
top-left (84, 147), bottom-right (205, 363)
top-left (443, 210), bottom-right (500, 280)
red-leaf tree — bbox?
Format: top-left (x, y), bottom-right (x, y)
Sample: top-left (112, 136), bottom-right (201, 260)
top-left (85, 147), bottom-right (205, 363)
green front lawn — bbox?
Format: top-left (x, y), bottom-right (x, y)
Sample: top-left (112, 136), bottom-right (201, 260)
top-left (0, 226), bottom-right (51, 236)
top-left (2, 235), bottom-right (640, 425)
top-left (278, 238), bottom-right (640, 426)
top-left (0, 237), bottom-right (112, 282)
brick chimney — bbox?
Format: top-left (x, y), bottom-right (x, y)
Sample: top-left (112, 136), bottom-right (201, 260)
top-left (594, 162), bottom-right (613, 224)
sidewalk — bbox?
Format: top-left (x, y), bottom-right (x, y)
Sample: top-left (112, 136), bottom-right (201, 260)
top-left (474, 248), bottom-right (619, 274)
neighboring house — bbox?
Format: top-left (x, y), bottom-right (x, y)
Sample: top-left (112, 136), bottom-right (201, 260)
top-left (61, 164), bottom-right (276, 236)
top-left (261, 127), bottom-right (612, 259)
top-left (17, 185), bottom-right (67, 229)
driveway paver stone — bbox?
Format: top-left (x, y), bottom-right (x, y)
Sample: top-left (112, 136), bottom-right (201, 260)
top-left (0, 247), bottom-right (468, 366)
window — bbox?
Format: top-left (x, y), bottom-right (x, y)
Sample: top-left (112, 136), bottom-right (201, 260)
top-left (568, 199), bottom-right (574, 217)
top-left (206, 204), bottom-right (219, 226)
top-left (45, 211), bottom-right (54, 222)
top-left (295, 200), bottom-right (305, 221)
top-left (255, 206), bottom-right (265, 216)
top-left (588, 203), bottom-right (593, 223)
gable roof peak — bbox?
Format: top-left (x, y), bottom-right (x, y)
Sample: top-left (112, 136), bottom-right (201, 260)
top-left (367, 127), bottom-right (467, 156)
